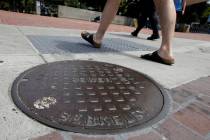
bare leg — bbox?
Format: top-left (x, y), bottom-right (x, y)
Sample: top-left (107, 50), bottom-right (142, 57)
top-left (154, 0), bottom-right (176, 60)
top-left (94, 0), bottom-right (121, 44)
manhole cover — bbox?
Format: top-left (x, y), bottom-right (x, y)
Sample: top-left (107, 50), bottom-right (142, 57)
top-left (12, 61), bottom-right (168, 134)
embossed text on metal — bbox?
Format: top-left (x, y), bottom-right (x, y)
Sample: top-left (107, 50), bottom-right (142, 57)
top-left (12, 61), bottom-right (165, 134)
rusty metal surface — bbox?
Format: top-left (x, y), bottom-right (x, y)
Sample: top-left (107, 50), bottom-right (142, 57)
top-left (12, 61), bottom-right (165, 134)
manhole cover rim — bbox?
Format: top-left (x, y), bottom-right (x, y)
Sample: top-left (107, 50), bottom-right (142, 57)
top-left (11, 60), bottom-right (170, 135)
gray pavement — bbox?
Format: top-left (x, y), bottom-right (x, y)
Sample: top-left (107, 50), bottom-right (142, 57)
top-left (0, 24), bottom-right (210, 140)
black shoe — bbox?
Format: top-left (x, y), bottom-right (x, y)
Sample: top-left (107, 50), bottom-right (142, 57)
top-left (147, 34), bottom-right (160, 40)
top-left (131, 31), bottom-right (138, 37)
top-left (141, 51), bottom-right (175, 65)
top-left (81, 31), bottom-right (101, 48)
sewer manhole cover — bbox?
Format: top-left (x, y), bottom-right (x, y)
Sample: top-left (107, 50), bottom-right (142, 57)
top-left (12, 61), bottom-right (167, 134)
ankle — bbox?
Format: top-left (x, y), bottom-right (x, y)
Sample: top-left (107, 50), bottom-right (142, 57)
top-left (94, 34), bottom-right (103, 44)
top-left (158, 46), bottom-right (174, 59)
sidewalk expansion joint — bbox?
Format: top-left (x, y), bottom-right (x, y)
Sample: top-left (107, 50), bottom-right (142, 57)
top-left (16, 26), bottom-right (48, 64)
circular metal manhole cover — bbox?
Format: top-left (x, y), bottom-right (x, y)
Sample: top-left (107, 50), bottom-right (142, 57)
top-left (12, 61), bottom-right (167, 134)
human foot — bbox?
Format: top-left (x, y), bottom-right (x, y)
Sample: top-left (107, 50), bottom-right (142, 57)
top-left (131, 31), bottom-right (138, 37)
top-left (141, 50), bottom-right (175, 65)
top-left (81, 31), bottom-right (101, 48)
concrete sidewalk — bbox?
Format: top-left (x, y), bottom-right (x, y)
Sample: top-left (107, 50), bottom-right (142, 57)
top-left (0, 23), bottom-right (210, 140)
top-left (1, 10), bottom-right (210, 42)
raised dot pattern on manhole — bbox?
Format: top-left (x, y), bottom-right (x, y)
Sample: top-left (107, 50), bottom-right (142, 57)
top-left (12, 61), bottom-right (165, 134)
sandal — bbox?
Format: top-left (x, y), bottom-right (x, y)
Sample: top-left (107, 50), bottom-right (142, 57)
top-left (141, 51), bottom-right (175, 65)
top-left (81, 31), bottom-right (101, 48)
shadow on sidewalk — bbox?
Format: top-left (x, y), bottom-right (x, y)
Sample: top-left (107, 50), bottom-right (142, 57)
top-left (27, 35), bottom-right (156, 54)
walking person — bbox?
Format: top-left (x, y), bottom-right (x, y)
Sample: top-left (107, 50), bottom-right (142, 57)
top-left (131, 0), bottom-right (160, 40)
top-left (174, 0), bottom-right (187, 31)
top-left (81, 0), bottom-right (176, 65)
top-left (174, 0), bottom-right (187, 22)
top-left (174, 0), bottom-right (186, 15)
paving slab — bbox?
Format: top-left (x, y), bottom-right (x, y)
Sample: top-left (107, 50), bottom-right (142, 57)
top-left (173, 102), bottom-right (210, 136)
top-left (16, 25), bottom-right (210, 89)
top-left (1, 10), bottom-right (210, 41)
top-left (0, 23), bottom-right (210, 140)
top-left (0, 54), bottom-right (52, 139)
top-left (0, 25), bottom-right (37, 55)
top-left (155, 118), bottom-right (204, 140)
